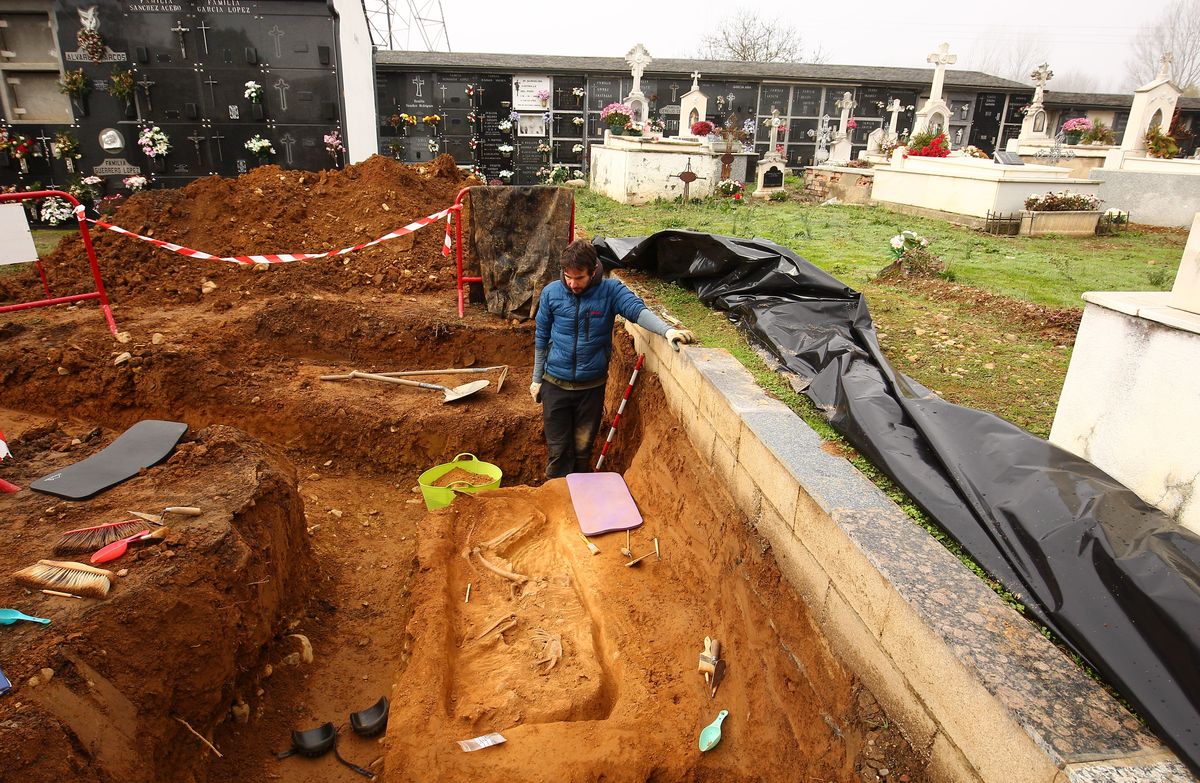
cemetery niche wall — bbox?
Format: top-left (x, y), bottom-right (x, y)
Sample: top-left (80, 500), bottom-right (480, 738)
top-left (0, 0), bottom-right (349, 202)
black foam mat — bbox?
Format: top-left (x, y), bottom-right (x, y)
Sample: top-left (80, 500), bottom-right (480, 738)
top-left (31, 420), bottom-right (188, 500)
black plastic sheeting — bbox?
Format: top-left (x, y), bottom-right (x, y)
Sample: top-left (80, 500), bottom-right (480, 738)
top-left (596, 230), bottom-right (1200, 775)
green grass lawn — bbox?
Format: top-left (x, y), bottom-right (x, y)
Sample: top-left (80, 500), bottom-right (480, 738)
top-left (0, 229), bottom-right (75, 278)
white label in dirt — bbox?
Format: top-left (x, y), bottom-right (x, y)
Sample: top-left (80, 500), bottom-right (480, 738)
top-left (0, 204), bottom-right (38, 266)
top-left (455, 732), bottom-right (506, 752)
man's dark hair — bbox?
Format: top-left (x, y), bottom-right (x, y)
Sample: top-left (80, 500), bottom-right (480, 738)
top-left (560, 239), bottom-right (599, 272)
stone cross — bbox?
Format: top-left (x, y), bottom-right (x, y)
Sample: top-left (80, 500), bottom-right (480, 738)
top-left (411, 75), bottom-right (424, 98)
top-left (1159, 51), bottom-right (1174, 79)
top-left (439, 83), bottom-right (447, 102)
top-left (279, 132), bottom-right (296, 165)
top-left (886, 98), bottom-right (903, 137)
top-left (197, 20), bottom-right (212, 54)
top-left (555, 87), bottom-right (563, 104)
top-left (926, 42), bottom-right (957, 105)
top-left (669, 83), bottom-right (679, 101)
top-left (171, 20), bottom-right (190, 59)
top-left (835, 91), bottom-right (856, 136)
top-left (768, 109), bottom-right (781, 148)
top-left (625, 43), bottom-right (652, 95)
top-left (274, 77), bottom-right (290, 111)
top-left (1030, 62), bottom-right (1053, 106)
top-left (268, 25), bottom-right (285, 58)
top-left (203, 76), bottom-right (218, 105)
top-left (210, 129), bottom-right (225, 161)
top-left (690, 71), bottom-right (701, 91)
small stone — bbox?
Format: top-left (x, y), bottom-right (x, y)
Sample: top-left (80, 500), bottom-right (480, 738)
top-left (281, 652), bottom-right (301, 666)
top-left (115, 331), bottom-right (131, 344)
top-left (262, 664), bottom-right (273, 678)
top-left (405, 498), bottom-right (421, 505)
top-left (116, 569), bottom-right (129, 577)
top-left (201, 280), bottom-right (218, 294)
top-left (254, 263), bottom-right (270, 272)
top-left (307, 473), bottom-right (321, 481)
top-left (330, 509), bottom-right (343, 518)
top-left (39, 668), bottom-right (54, 683)
top-left (323, 460), bottom-right (333, 467)
top-left (71, 438), bottom-right (81, 446)
top-left (152, 333), bottom-right (165, 345)
top-left (163, 550), bottom-right (176, 558)
top-left (27, 677), bottom-right (40, 687)
top-left (251, 396), bottom-right (261, 404)
top-left (114, 352), bottom-right (132, 365)
top-left (231, 699), bottom-right (250, 724)
top-left (57, 367), bottom-right (70, 375)
top-left (879, 769), bottom-right (889, 778)
top-left (411, 486), bottom-right (420, 493)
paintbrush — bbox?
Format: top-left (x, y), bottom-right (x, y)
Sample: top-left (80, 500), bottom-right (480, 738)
top-left (578, 532), bottom-right (600, 555)
top-left (126, 506), bottom-right (201, 526)
top-left (54, 519), bottom-right (147, 554)
top-left (14, 560), bottom-right (114, 599)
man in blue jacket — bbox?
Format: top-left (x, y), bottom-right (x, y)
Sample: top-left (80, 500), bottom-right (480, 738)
top-left (530, 240), bottom-right (694, 478)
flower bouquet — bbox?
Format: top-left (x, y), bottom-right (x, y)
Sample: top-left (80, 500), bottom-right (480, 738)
top-left (123, 174), bottom-right (148, 191)
top-left (497, 169), bottom-right (513, 181)
top-left (497, 143), bottom-right (515, 156)
top-left (324, 130), bottom-right (344, 164)
top-left (59, 68), bottom-right (91, 100)
top-left (54, 131), bottom-right (82, 171)
top-left (427, 139), bottom-right (440, 154)
top-left (904, 131), bottom-right (949, 158)
top-left (244, 133), bottom-right (275, 161)
top-left (422, 114), bottom-right (441, 127)
top-left (715, 179), bottom-right (744, 197)
top-left (1061, 117), bottom-right (1091, 144)
top-left (690, 120), bottom-right (714, 137)
top-left (138, 125), bottom-right (171, 158)
top-left (497, 119), bottom-right (513, 133)
top-left (244, 80), bottom-right (263, 103)
top-left (572, 86), bottom-right (585, 106)
top-left (879, 229), bottom-right (943, 278)
top-left (600, 102), bottom-right (632, 134)
top-left (536, 88), bottom-right (550, 106)
top-left (41, 197), bottom-right (75, 226)
top-left (1024, 190), bottom-right (1101, 211)
top-left (107, 68), bottom-right (135, 101)
top-left (77, 25), bottom-right (106, 64)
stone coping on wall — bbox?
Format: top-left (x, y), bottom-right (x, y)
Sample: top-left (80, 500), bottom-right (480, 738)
top-left (622, 318), bottom-right (1196, 783)
top-left (1082, 291), bottom-right (1200, 336)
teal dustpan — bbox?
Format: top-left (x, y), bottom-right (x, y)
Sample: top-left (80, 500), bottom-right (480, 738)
top-left (0, 609), bottom-right (51, 626)
top-left (698, 709), bottom-right (728, 752)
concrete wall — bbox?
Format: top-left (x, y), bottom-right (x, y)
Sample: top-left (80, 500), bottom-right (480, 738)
top-left (803, 166), bottom-right (874, 204)
top-left (331, 0), bottom-right (377, 164)
top-left (1088, 168), bottom-right (1200, 226)
top-left (1050, 295), bottom-right (1200, 534)
top-left (624, 317), bottom-right (1195, 783)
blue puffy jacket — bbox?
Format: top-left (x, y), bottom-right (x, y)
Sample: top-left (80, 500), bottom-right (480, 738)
top-left (535, 276), bottom-right (648, 383)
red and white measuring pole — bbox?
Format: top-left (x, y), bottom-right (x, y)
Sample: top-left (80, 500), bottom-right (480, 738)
top-left (594, 354), bottom-right (645, 472)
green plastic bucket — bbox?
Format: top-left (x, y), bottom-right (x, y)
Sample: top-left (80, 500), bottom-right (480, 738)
top-left (417, 453), bottom-right (502, 511)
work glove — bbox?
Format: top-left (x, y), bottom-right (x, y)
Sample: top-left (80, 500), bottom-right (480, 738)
top-left (529, 382), bottom-right (542, 403)
top-left (665, 328), bottom-right (696, 351)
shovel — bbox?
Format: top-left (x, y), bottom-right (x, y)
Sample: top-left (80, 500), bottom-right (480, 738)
top-left (699, 709), bottom-right (728, 752)
top-left (0, 609), bottom-right (51, 626)
top-left (346, 371), bottom-right (489, 403)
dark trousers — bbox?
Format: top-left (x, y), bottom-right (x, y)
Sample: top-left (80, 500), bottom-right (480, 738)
top-left (541, 381), bottom-right (606, 479)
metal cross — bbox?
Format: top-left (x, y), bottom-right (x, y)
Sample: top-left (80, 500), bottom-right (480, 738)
top-left (137, 76), bottom-right (155, 112)
top-left (35, 129), bottom-right (53, 159)
top-left (203, 76), bottom-right (218, 105)
top-left (412, 75), bottom-right (424, 98)
top-left (439, 83), bottom-right (447, 102)
top-left (274, 77), bottom-right (290, 111)
top-left (210, 128), bottom-right (225, 162)
top-left (197, 20), bottom-right (212, 54)
top-left (279, 132), bottom-right (296, 165)
top-left (171, 20), bottom-right (190, 59)
top-left (669, 82), bottom-right (679, 101)
top-left (186, 131), bottom-right (206, 164)
top-left (1035, 131), bottom-right (1077, 165)
top-left (268, 25), bottom-right (285, 58)
top-left (667, 158), bottom-right (706, 201)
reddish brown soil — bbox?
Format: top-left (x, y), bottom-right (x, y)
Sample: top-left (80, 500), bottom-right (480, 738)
top-left (0, 157), bottom-right (925, 782)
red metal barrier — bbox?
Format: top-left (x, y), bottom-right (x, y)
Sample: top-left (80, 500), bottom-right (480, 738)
top-left (450, 185), bottom-right (577, 319)
top-left (0, 190), bottom-right (117, 335)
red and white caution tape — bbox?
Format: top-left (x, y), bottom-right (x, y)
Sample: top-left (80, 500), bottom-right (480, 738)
top-left (82, 204), bottom-right (457, 266)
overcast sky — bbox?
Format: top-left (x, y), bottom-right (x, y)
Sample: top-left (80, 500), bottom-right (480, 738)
top-left (415, 0), bottom-right (1176, 94)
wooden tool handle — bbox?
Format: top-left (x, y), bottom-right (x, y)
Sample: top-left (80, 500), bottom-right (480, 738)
top-left (350, 371), bottom-right (444, 391)
top-left (164, 506), bottom-right (202, 516)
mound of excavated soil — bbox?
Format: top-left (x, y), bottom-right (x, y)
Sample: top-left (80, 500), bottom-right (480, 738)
top-left (0, 419), bottom-right (313, 783)
top-left (0, 155), bottom-right (476, 308)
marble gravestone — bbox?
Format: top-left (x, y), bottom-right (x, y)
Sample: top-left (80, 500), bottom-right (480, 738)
top-left (913, 42), bottom-right (956, 138)
top-left (754, 110), bottom-right (787, 198)
top-left (678, 71), bottom-right (708, 137)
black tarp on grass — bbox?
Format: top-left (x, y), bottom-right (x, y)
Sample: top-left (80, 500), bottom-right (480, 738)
top-left (595, 230), bottom-right (1200, 776)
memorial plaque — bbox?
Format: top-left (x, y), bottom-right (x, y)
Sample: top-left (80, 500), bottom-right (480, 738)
top-left (788, 144), bottom-right (813, 168)
top-left (554, 140), bottom-right (582, 164)
top-left (950, 98), bottom-right (972, 122)
top-left (791, 87), bottom-right (821, 116)
top-left (516, 143), bottom-right (542, 167)
top-left (724, 82), bottom-right (757, 117)
top-left (251, 15), bottom-right (335, 69)
top-left (553, 114), bottom-right (584, 138)
top-left (442, 137), bottom-right (472, 164)
top-left (759, 85), bottom-right (789, 115)
top-left (440, 108), bottom-right (471, 137)
top-left (404, 72), bottom-right (436, 111)
top-left (1005, 96), bottom-right (1031, 124)
top-left (140, 68), bottom-right (203, 123)
top-left (860, 87), bottom-right (887, 116)
top-left (553, 75), bottom-right (585, 111)
top-left (588, 114), bottom-right (608, 138)
top-left (1112, 110), bottom-right (1129, 136)
top-left (762, 165), bottom-right (784, 188)
top-left (435, 78), bottom-right (472, 110)
top-left (93, 158), bottom-right (143, 176)
top-left (512, 74), bottom-right (551, 111)
top-left (587, 78), bottom-right (620, 111)
top-left (852, 119), bottom-right (880, 145)
top-left (993, 150), bottom-right (1024, 165)
top-left (478, 75), bottom-right (511, 112)
top-left (789, 117), bottom-right (817, 140)
top-left (639, 79), bottom-right (659, 112)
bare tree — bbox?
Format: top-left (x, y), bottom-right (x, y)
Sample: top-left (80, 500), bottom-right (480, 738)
top-left (965, 31), bottom-right (1049, 83)
top-left (1054, 70), bottom-right (1102, 93)
top-left (699, 10), bottom-right (826, 63)
top-left (1126, 0), bottom-right (1200, 95)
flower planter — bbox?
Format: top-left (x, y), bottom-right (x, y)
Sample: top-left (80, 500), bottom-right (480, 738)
top-left (608, 126), bottom-right (624, 136)
top-left (1020, 209), bottom-right (1101, 237)
top-left (1065, 132), bottom-right (1082, 145)
top-left (251, 103), bottom-right (265, 120)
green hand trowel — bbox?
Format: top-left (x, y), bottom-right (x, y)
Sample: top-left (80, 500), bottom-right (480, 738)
top-left (0, 609), bottom-right (51, 626)
top-left (698, 709), bottom-right (728, 752)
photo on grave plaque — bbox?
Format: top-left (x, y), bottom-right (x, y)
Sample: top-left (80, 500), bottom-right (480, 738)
top-left (517, 114), bottom-right (546, 137)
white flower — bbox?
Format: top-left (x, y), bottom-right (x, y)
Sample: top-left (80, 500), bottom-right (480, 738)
top-left (572, 169), bottom-right (583, 178)
top-left (498, 169), bottom-right (513, 179)
top-left (497, 143), bottom-right (514, 154)
top-left (572, 143), bottom-right (584, 153)
top-left (572, 116), bottom-right (584, 126)
top-left (572, 87), bottom-right (585, 97)
top-left (889, 235), bottom-right (904, 250)
top-left (497, 120), bottom-right (513, 132)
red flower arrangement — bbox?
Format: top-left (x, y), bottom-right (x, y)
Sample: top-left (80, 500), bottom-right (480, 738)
top-left (690, 120), bottom-right (714, 136)
top-left (847, 119), bottom-right (858, 130)
top-left (906, 132), bottom-right (950, 158)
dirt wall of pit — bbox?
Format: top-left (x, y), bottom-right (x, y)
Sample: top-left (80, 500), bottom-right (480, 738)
top-left (620, 319), bottom-right (1196, 783)
top-left (0, 424), bottom-right (313, 783)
